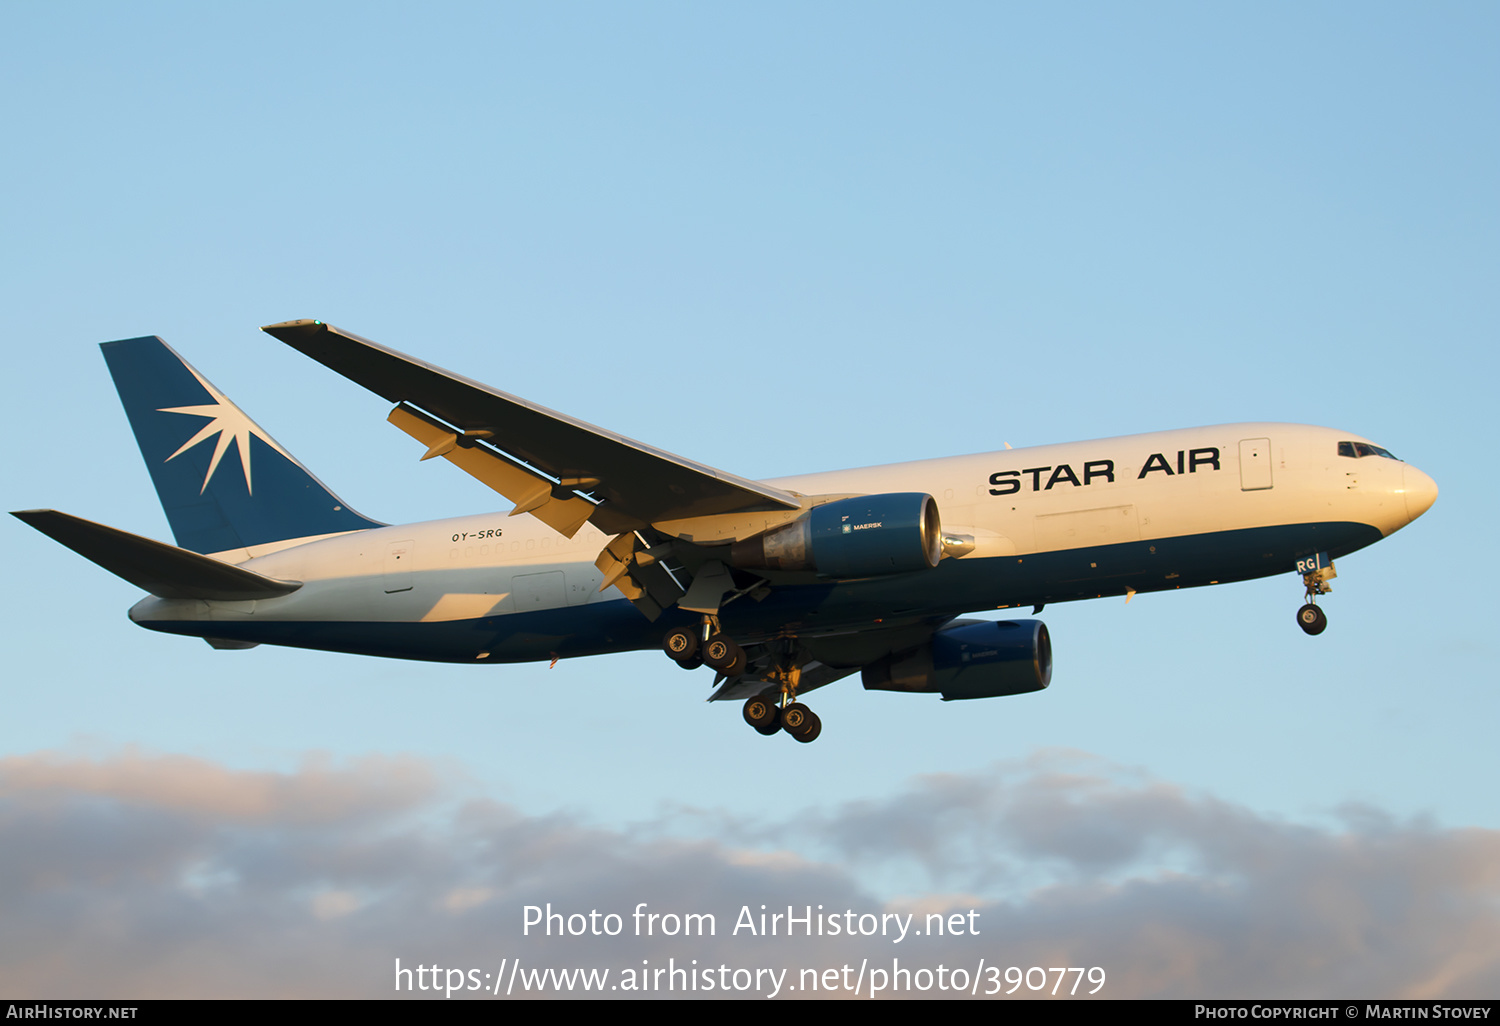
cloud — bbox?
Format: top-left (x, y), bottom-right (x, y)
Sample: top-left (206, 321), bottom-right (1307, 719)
top-left (0, 748), bottom-right (1496, 998)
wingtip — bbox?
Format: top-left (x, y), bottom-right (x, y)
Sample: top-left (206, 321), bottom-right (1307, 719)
top-left (260, 319), bottom-right (325, 335)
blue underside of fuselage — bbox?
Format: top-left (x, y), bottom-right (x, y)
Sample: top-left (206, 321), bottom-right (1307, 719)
top-left (132, 520), bottom-right (1384, 663)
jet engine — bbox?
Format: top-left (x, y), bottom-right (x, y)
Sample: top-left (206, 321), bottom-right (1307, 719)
top-left (861, 619), bottom-right (1052, 701)
top-left (729, 493), bottom-right (941, 578)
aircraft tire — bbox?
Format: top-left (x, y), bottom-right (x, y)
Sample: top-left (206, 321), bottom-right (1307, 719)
top-left (663, 627), bottom-right (699, 662)
top-left (787, 707), bottom-right (821, 743)
top-left (703, 635), bottom-right (746, 675)
top-left (674, 654), bottom-right (704, 670)
top-left (743, 696), bottom-right (779, 730)
top-left (1297, 603), bottom-right (1327, 635)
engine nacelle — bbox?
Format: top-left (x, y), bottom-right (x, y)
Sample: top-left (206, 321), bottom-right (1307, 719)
top-left (730, 493), bottom-right (941, 578)
top-left (862, 619), bottom-right (1052, 701)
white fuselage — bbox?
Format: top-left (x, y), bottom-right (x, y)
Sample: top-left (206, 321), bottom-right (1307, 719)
top-left (128, 422), bottom-right (1437, 662)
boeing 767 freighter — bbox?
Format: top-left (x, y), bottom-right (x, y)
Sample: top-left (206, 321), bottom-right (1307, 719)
top-left (13, 321), bottom-right (1438, 743)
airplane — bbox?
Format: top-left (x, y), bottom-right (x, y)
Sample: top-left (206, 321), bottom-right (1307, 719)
top-left (13, 321), bottom-right (1439, 743)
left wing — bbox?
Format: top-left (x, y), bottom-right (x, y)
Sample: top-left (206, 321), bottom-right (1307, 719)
top-left (261, 320), bottom-right (801, 536)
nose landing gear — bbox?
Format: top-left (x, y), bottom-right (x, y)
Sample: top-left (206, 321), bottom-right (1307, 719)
top-left (1295, 552), bottom-right (1336, 636)
top-left (1296, 603), bottom-right (1328, 635)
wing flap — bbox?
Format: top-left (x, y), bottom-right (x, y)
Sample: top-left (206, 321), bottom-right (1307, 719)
top-left (387, 404), bottom-right (596, 538)
top-left (261, 320), bottom-right (801, 530)
top-left (592, 532), bottom-right (684, 620)
top-left (12, 509), bottom-right (302, 601)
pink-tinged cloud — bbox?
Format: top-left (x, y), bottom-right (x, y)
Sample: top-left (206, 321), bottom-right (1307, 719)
top-left (1, 749), bottom-right (1496, 998)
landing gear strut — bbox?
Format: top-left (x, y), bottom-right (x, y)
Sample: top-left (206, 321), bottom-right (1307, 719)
top-left (1296, 553), bottom-right (1336, 636)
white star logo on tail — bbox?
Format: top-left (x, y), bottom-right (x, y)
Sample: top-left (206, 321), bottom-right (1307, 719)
top-left (157, 363), bottom-right (294, 494)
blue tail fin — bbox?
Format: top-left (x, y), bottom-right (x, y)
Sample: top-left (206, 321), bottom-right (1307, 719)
top-left (101, 336), bottom-right (383, 555)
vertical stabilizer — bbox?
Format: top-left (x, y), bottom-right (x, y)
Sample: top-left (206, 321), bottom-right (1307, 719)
top-left (101, 336), bottom-right (382, 555)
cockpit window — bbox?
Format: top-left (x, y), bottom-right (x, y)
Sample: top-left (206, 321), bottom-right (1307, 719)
top-left (1338, 441), bottom-right (1401, 461)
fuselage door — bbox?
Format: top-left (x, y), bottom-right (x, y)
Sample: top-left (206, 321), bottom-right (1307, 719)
top-left (1239, 438), bottom-right (1273, 491)
top-left (384, 539), bottom-right (415, 593)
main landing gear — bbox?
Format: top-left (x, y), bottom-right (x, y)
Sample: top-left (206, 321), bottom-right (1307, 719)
top-left (1295, 553), bottom-right (1337, 636)
top-left (743, 649), bottom-right (821, 743)
top-left (662, 621), bottom-right (823, 743)
top-left (742, 694), bottom-right (821, 743)
top-left (662, 623), bottom-right (745, 675)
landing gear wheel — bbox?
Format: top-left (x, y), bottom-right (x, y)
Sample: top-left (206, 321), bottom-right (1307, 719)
top-left (703, 634), bottom-right (747, 675)
top-left (794, 711), bottom-right (821, 743)
top-left (1297, 603), bottom-right (1327, 636)
top-left (662, 627), bottom-right (699, 662)
top-left (782, 703), bottom-right (821, 743)
top-left (674, 654), bottom-right (703, 670)
top-left (744, 697), bottom-right (781, 735)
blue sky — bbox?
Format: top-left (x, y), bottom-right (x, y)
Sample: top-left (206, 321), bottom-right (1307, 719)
top-left (2, 2), bottom-right (1497, 998)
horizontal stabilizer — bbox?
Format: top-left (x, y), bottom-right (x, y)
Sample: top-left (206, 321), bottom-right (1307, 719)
top-left (11, 510), bottom-right (303, 601)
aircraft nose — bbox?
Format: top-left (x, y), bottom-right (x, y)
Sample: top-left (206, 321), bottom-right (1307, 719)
top-left (1402, 465), bottom-right (1438, 522)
